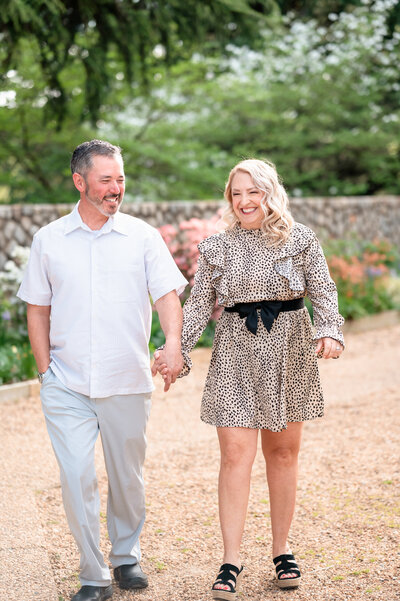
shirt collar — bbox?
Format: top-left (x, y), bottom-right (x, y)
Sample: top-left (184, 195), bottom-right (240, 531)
top-left (64, 202), bottom-right (129, 236)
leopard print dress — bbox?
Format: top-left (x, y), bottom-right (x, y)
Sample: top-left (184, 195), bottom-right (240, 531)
top-left (180, 222), bottom-right (344, 432)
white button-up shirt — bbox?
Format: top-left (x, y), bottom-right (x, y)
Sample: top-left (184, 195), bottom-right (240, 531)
top-left (17, 203), bottom-right (188, 398)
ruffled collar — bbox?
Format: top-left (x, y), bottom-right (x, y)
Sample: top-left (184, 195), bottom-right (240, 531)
top-left (227, 222), bottom-right (316, 260)
top-left (232, 223), bottom-right (266, 235)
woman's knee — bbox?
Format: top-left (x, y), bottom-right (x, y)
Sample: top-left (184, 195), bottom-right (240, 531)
top-left (263, 444), bottom-right (299, 467)
top-left (220, 440), bottom-right (256, 470)
top-left (261, 423), bottom-right (303, 466)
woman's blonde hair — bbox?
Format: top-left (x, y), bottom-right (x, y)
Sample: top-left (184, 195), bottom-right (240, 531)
top-left (221, 158), bottom-right (294, 246)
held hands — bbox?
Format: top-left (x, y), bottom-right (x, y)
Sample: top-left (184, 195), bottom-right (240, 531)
top-left (315, 337), bottom-right (343, 360)
top-left (151, 340), bottom-right (184, 392)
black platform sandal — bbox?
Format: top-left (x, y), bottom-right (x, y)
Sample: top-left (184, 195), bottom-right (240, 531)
top-left (211, 563), bottom-right (244, 600)
top-left (273, 554), bottom-right (301, 589)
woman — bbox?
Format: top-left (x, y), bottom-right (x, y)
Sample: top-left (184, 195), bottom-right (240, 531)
top-left (154, 159), bottom-right (344, 599)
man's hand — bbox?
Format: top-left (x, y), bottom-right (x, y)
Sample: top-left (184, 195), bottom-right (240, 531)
top-left (151, 343), bottom-right (183, 392)
top-left (151, 349), bottom-right (169, 390)
top-left (153, 290), bottom-right (184, 392)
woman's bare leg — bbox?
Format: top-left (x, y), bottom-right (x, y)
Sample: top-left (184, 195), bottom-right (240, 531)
top-left (214, 426), bottom-right (258, 589)
top-left (261, 422), bottom-right (303, 579)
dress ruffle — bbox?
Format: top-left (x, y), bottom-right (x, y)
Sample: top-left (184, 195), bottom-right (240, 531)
top-left (198, 235), bottom-right (231, 306)
top-left (199, 224), bottom-right (317, 299)
top-left (273, 223), bottom-right (315, 294)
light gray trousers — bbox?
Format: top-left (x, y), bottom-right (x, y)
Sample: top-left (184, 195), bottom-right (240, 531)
top-left (40, 367), bottom-right (152, 586)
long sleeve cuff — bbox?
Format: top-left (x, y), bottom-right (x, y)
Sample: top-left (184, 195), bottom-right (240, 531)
top-left (178, 348), bottom-right (192, 378)
top-left (313, 324), bottom-right (345, 347)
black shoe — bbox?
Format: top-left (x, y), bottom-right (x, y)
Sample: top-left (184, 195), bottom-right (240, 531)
top-left (273, 553), bottom-right (301, 589)
top-left (114, 563), bottom-right (148, 590)
top-left (71, 585), bottom-right (113, 601)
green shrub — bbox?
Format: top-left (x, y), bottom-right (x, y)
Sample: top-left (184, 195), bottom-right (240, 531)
top-left (0, 247), bottom-right (36, 384)
top-left (149, 311), bottom-right (216, 353)
top-left (324, 238), bottom-right (400, 320)
top-left (1, 234), bottom-right (399, 384)
top-left (0, 343), bottom-right (36, 385)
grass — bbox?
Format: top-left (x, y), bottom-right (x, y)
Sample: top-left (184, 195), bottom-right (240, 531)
top-left (149, 557), bottom-right (167, 571)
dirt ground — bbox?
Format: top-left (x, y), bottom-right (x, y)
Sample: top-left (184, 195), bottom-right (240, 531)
top-left (2, 325), bottom-right (400, 601)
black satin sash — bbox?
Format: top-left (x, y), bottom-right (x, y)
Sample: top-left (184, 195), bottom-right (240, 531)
top-left (225, 298), bottom-right (304, 335)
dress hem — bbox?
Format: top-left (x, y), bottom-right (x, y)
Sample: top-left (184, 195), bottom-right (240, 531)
top-left (200, 411), bottom-right (324, 433)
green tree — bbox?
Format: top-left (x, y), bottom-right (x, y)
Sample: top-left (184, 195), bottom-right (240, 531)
top-left (105, 0), bottom-right (400, 199)
top-left (1, 0), bottom-right (399, 202)
top-left (276, 0), bottom-right (400, 30)
top-left (0, 0), bottom-right (277, 202)
top-left (0, 0), bottom-right (275, 125)
top-left (0, 34), bottom-right (95, 203)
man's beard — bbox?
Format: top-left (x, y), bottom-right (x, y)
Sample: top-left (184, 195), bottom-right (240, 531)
top-left (85, 181), bottom-right (121, 216)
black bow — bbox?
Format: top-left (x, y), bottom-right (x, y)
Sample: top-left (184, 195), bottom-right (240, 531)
top-left (234, 301), bottom-right (283, 335)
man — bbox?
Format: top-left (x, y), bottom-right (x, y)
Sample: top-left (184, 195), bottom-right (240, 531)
top-left (17, 140), bottom-right (187, 601)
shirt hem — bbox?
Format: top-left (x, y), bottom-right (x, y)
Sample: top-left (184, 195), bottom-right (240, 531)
top-left (50, 364), bottom-right (155, 398)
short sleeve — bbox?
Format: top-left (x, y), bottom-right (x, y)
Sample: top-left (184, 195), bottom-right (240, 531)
top-left (145, 229), bottom-right (188, 302)
top-left (16, 234), bottom-right (52, 306)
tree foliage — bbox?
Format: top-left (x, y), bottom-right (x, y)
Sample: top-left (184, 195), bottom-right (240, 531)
top-left (104, 0), bottom-right (400, 199)
top-left (0, 0), bottom-right (274, 124)
top-left (0, 0), bottom-right (399, 202)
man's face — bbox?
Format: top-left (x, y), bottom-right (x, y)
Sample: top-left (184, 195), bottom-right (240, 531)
top-left (82, 154), bottom-right (125, 217)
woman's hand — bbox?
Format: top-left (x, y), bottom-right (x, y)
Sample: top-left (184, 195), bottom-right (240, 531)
top-left (151, 348), bottom-right (183, 392)
top-left (315, 337), bottom-right (343, 359)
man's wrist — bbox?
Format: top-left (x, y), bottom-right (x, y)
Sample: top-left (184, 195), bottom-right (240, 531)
top-left (164, 336), bottom-right (182, 348)
top-left (37, 370), bottom-right (47, 383)
top-left (37, 361), bottom-right (50, 383)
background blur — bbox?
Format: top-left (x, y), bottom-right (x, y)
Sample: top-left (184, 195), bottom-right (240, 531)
top-left (1, 1), bottom-right (400, 385)
top-left (1, 9), bottom-right (399, 601)
top-left (1, 0), bottom-right (400, 204)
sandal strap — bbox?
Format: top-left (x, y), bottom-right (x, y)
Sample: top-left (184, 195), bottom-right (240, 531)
top-left (212, 563), bottom-right (242, 592)
top-left (273, 554), bottom-right (301, 580)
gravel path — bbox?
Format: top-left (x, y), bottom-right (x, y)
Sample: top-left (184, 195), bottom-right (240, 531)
top-left (1, 326), bottom-right (399, 601)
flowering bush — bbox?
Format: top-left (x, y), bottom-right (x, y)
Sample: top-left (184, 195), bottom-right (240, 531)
top-left (0, 246), bottom-right (36, 383)
top-left (156, 215), bottom-right (225, 350)
top-left (0, 343), bottom-right (36, 385)
top-left (159, 213), bottom-right (221, 286)
top-left (159, 213), bottom-right (224, 324)
top-left (103, 0), bottom-right (400, 200)
top-left (0, 246), bottom-right (31, 346)
top-left (1, 230), bottom-right (399, 384)
top-left (325, 238), bottom-right (400, 319)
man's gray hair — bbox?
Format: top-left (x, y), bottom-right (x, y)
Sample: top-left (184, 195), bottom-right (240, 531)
top-left (70, 139), bottom-right (122, 176)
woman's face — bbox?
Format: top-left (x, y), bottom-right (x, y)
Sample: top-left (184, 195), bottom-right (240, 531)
top-left (231, 170), bottom-right (265, 229)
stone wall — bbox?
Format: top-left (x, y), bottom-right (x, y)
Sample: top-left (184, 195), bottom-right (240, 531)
top-left (0, 196), bottom-right (399, 270)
